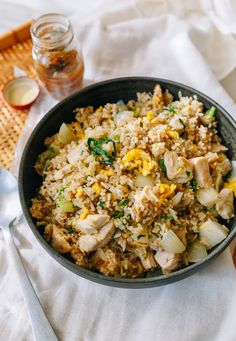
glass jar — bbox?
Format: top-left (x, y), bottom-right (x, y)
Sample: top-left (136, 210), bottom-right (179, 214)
top-left (30, 13), bottom-right (84, 100)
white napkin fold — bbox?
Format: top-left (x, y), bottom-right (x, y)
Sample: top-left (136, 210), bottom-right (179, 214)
top-left (1, 1), bottom-right (236, 340)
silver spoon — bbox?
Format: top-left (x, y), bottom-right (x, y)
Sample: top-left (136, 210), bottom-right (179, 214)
top-left (0, 168), bottom-right (58, 341)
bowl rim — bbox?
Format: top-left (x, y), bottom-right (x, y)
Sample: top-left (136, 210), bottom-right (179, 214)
top-left (18, 76), bottom-right (236, 288)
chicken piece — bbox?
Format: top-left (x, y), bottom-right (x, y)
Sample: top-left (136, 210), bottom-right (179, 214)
top-left (78, 221), bottom-right (115, 252)
top-left (205, 152), bottom-right (218, 163)
top-left (137, 250), bottom-right (157, 270)
top-left (51, 225), bottom-right (71, 254)
top-left (190, 157), bottom-right (213, 188)
top-left (154, 250), bottom-right (181, 272)
top-left (216, 159), bottom-right (231, 176)
top-left (215, 188), bottom-right (234, 219)
top-left (162, 90), bottom-right (173, 105)
top-left (93, 248), bottom-right (121, 276)
top-left (164, 151), bottom-right (193, 183)
top-left (70, 247), bottom-right (88, 268)
top-left (44, 224), bottom-right (53, 242)
top-left (74, 214), bottom-right (110, 234)
top-left (211, 143), bottom-right (228, 153)
top-left (169, 115), bottom-right (185, 131)
top-left (215, 173), bottom-right (223, 192)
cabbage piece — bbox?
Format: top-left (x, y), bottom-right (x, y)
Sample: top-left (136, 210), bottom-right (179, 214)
top-left (135, 174), bottom-right (155, 187)
top-left (196, 188), bottom-right (218, 208)
top-left (199, 219), bottom-right (228, 249)
top-left (161, 230), bottom-right (185, 253)
top-left (59, 123), bottom-right (76, 145)
top-left (187, 239), bottom-right (208, 263)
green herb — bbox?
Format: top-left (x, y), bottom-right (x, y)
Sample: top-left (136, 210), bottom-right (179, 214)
top-left (66, 227), bottom-right (75, 234)
top-left (163, 213), bottom-right (175, 220)
top-left (168, 106), bottom-right (177, 113)
top-left (47, 144), bottom-right (60, 156)
top-left (179, 118), bottom-right (185, 127)
top-left (36, 221), bottom-right (47, 227)
top-left (204, 106), bottom-right (216, 118)
top-left (59, 187), bottom-right (66, 194)
top-left (141, 249), bottom-right (147, 258)
top-left (87, 137), bottom-right (116, 165)
top-left (137, 234), bottom-right (146, 239)
top-left (139, 121), bottom-right (143, 127)
top-left (135, 107), bottom-right (141, 116)
top-left (112, 211), bottom-right (124, 219)
top-left (162, 213), bottom-right (179, 225)
top-left (118, 199), bottom-right (129, 207)
top-left (186, 171), bottom-right (191, 177)
top-left (208, 208), bottom-right (219, 217)
top-left (43, 159), bottom-right (51, 172)
top-left (124, 214), bottom-right (132, 225)
top-left (190, 178), bottom-right (198, 191)
top-left (159, 159), bottom-right (167, 175)
top-left (80, 150), bottom-right (84, 156)
top-left (98, 200), bottom-right (105, 209)
top-left (166, 112), bottom-right (175, 120)
top-left (112, 135), bottom-right (120, 143)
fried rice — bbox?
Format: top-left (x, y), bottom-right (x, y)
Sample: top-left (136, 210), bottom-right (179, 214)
top-left (30, 84), bottom-right (235, 278)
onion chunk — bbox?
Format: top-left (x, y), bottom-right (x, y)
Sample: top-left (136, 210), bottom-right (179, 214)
top-left (196, 188), bottom-right (218, 208)
top-left (59, 123), bottom-right (76, 145)
top-left (199, 219), bottom-right (228, 249)
top-left (161, 230), bottom-right (185, 254)
top-left (187, 239), bottom-right (208, 263)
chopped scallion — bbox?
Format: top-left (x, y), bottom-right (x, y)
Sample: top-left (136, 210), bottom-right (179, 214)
top-left (204, 106), bottom-right (216, 118)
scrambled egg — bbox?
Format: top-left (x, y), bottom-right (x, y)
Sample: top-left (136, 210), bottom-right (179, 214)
top-left (224, 180), bottom-right (236, 197)
top-left (95, 106), bottom-right (103, 113)
top-left (146, 111), bottom-right (154, 121)
top-left (80, 206), bottom-right (89, 220)
top-left (76, 187), bottom-right (83, 199)
top-left (166, 130), bottom-right (179, 139)
top-left (157, 184), bottom-right (176, 199)
top-left (122, 149), bottom-right (157, 176)
top-left (99, 170), bottom-right (114, 176)
top-left (92, 182), bottom-right (101, 194)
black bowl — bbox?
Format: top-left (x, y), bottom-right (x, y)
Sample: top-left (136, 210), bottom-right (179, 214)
top-left (19, 77), bottom-right (236, 288)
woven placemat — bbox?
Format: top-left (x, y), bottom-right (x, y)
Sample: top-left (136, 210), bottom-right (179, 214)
top-left (0, 38), bottom-right (38, 169)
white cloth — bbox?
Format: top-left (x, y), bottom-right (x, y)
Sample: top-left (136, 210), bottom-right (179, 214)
top-left (1, 1), bottom-right (236, 340)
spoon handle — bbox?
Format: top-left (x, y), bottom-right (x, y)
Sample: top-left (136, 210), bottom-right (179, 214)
top-left (2, 222), bottom-right (58, 341)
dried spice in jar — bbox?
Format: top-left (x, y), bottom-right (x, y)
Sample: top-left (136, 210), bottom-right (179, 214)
top-left (31, 13), bottom-right (84, 100)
